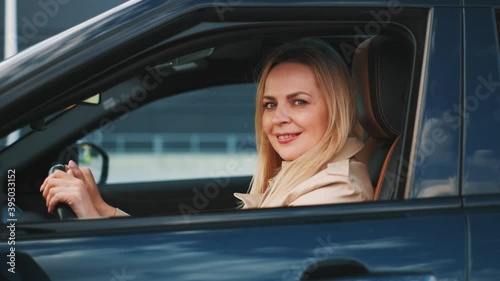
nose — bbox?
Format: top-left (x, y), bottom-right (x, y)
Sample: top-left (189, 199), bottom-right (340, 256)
top-left (272, 104), bottom-right (291, 125)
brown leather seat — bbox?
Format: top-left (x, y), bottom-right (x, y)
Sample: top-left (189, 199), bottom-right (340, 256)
top-left (352, 35), bottom-right (413, 200)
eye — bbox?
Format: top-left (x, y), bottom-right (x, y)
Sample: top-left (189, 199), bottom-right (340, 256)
top-left (263, 102), bottom-right (276, 109)
top-left (293, 99), bottom-right (308, 106)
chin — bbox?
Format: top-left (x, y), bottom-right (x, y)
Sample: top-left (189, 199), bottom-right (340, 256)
top-left (278, 152), bottom-right (300, 162)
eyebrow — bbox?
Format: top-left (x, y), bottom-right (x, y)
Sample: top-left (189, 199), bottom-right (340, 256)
top-left (262, 92), bottom-right (311, 100)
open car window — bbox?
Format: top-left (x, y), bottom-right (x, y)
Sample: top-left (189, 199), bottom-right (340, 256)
top-left (78, 83), bottom-right (258, 183)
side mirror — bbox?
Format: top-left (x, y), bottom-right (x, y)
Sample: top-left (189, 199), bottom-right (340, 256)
top-left (77, 142), bottom-right (109, 185)
top-left (57, 142), bottom-right (109, 184)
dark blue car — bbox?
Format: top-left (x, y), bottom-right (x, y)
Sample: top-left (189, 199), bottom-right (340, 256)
top-left (1, 0), bottom-right (499, 280)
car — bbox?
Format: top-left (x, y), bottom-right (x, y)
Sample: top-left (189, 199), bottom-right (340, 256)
top-left (1, 0), bottom-right (499, 280)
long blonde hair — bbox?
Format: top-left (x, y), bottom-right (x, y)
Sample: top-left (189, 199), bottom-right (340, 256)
top-left (249, 38), bottom-right (357, 203)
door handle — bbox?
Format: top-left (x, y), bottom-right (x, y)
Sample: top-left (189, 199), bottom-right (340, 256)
top-left (297, 259), bottom-right (436, 281)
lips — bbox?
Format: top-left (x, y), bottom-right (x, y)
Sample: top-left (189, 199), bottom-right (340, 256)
top-left (276, 133), bottom-right (301, 144)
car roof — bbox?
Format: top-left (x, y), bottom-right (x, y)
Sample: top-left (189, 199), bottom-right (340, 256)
top-left (0, 0), bottom-right (146, 97)
top-left (0, 0), bottom-right (193, 136)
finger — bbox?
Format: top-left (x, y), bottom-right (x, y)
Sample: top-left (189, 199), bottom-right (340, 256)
top-left (42, 177), bottom-right (71, 199)
top-left (46, 185), bottom-right (96, 218)
top-left (43, 169), bottom-right (75, 193)
top-left (40, 170), bottom-right (64, 192)
top-left (68, 160), bottom-right (89, 185)
top-left (46, 185), bottom-right (82, 214)
top-left (43, 178), bottom-right (57, 200)
top-left (50, 169), bottom-right (68, 179)
top-left (47, 193), bottom-right (72, 214)
top-left (40, 175), bottom-right (50, 192)
top-left (80, 168), bottom-right (97, 187)
top-left (42, 177), bottom-right (56, 199)
top-left (46, 186), bottom-right (66, 213)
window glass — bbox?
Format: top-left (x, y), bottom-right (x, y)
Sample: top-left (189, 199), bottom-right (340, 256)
top-left (461, 11), bottom-right (500, 195)
top-left (79, 83), bottom-right (257, 183)
top-left (407, 9), bottom-right (462, 198)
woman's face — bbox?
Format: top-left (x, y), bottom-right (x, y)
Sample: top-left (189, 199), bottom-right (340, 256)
top-left (262, 62), bottom-right (330, 161)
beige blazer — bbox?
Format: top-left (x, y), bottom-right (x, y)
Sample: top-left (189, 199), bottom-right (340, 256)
top-left (234, 137), bottom-right (373, 209)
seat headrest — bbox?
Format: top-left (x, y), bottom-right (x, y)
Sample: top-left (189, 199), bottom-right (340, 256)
top-left (352, 36), bottom-right (413, 140)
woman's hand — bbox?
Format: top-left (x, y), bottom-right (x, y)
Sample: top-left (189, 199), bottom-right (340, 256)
top-left (40, 160), bottom-right (115, 219)
top-left (65, 161), bottom-right (116, 217)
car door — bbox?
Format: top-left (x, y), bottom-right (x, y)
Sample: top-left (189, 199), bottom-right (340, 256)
top-left (463, 2), bottom-right (500, 281)
top-left (1, 1), bottom-right (467, 281)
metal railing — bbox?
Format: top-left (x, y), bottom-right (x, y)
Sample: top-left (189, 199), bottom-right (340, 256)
top-left (82, 133), bottom-right (256, 154)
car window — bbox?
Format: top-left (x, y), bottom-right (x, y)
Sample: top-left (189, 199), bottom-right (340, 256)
top-left (461, 11), bottom-right (500, 195)
top-left (78, 83), bottom-right (257, 183)
top-left (402, 9), bottom-right (462, 199)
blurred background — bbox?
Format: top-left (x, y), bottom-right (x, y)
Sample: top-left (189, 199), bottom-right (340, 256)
top-left (0, 0), bottom-right (127, 57)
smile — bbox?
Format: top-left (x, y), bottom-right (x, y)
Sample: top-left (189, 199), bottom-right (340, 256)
top-left (276, 133), bottom-right (301, 144)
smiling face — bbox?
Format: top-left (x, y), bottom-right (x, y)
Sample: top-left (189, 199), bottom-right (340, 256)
top-left (261, 62), bottom-right (330, 161)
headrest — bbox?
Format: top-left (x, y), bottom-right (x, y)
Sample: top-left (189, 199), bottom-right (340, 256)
top-left (352, 36), bottom-right (413, 140)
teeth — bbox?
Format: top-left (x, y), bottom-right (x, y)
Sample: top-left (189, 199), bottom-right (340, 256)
top-left (278, 134), bottom-right (295, 140)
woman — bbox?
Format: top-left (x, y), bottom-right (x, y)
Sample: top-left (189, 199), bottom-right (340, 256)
top-left (234, 38), bottom-right (373, 208)
top-left (40, 38), bottom-right (372, 218)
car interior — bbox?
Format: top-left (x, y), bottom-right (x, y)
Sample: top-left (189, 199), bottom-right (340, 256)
top-left (0, 8), bottom-right (425, 222)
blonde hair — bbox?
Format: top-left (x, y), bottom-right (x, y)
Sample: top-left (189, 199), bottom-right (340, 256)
top-left (249, 38), bottom-right (358, 205)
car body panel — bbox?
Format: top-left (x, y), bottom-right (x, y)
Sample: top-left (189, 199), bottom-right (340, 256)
top-left (463, 7), bottom-right (500, 281)
top-left (463, 196), bottom-right (500, 281)
top-left (462, 7), bottom-right (500, 196)
top-left (464, 0), bottom-right (500, 7)
top-left (8, 199), bottom-right (465, 281)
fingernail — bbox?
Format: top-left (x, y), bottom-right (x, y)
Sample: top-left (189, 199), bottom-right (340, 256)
top-left (40, 185), bottom-right (43, 192)
top-left (68, 160), bottom-right (77, 169)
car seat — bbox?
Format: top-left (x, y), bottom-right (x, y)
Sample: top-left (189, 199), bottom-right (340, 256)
top-left (351, 35), bottom-right (414, 200)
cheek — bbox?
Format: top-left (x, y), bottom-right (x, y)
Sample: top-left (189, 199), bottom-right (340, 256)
top-left (317, 121), bottom-right (329, 139)
top-left (261, 114), bottom-right (272, 133)
top-left (308, 108), bottom-right (329, 138)
top-left (318, 109), bottom-right (330, 131)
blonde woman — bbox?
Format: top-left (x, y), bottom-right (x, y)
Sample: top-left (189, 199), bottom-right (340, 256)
top-left (234, 38), bottom-right (373, 208)
top-left (40, 38), bottom-right (372, 218)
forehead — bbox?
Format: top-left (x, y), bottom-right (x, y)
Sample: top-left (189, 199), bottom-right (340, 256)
top-left (264, 62), bottom-right (321, 96)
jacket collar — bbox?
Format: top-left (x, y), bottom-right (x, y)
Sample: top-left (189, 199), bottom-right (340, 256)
top-left (233, 193), bottom-right (264, 208)
top-left (234, 137), bottom-right (364, 209)
top-left (331, 137), bottom-right (364, 162)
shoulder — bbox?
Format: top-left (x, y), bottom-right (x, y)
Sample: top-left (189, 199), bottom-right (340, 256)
top-left (288, 158), bottom-right (373, 206)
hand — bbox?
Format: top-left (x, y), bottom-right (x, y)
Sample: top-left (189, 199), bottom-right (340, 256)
top-left (65, 160), bottom-right (116, 217)
top-left (40, 167), bottom-right (101, 219)
top-left (41, 160), bottom-right (118, 218)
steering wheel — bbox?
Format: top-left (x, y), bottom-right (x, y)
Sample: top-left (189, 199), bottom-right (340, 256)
top-left (48, 164), bottom-right (77, 220)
